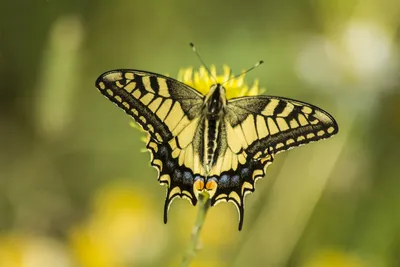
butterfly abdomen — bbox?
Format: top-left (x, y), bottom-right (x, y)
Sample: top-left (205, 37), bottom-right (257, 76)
top-left (204, 118), bottom-right (220, 173)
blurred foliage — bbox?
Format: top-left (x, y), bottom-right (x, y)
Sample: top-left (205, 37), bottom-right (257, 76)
top-left (1, 0), bottom-right (400, 266)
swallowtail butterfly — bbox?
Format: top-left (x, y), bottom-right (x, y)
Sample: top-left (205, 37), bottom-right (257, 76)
top-left (95, 56), bottom-right (338, 230)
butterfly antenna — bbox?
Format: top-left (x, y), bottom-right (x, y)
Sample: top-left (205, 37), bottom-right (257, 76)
top-left (190, 42), bottom-right (217, 83)
top-left (222, 60), bottom-right (264, 85)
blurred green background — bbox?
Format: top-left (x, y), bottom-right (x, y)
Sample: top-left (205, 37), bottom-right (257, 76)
top-left (1, 0), bottom-right (400, 266)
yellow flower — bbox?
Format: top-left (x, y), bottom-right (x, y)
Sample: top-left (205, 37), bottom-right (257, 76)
top-left (177, 65), bottom-right (265, 99)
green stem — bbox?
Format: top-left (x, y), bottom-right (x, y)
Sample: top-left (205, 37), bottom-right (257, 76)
top-left (180, 192), bottom-right (211, 267)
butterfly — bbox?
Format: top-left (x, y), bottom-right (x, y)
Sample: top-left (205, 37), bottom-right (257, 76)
top-left (95, 67), bottom-right (338, 230)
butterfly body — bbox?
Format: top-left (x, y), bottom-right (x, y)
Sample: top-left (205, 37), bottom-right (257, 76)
top-left (96, 69), bottom-right (338, 230)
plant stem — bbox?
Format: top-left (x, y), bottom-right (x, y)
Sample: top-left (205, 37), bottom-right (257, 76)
top-left (180, 192), bottom-right (211, 267)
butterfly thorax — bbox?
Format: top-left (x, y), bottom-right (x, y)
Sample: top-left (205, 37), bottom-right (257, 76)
top-left (205, 84), bottom-right (225, 116)
top-left (202, 84), bottom-right (227, 175)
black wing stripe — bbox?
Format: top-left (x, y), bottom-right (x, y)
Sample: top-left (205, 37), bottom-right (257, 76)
top-left (272, 100), bottom-right (287, 116)
top-left (149, 75), bottom-right (160, 92)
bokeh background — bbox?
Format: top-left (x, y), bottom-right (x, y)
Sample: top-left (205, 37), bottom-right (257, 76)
top-left (1, 0), bottom-right (400, 266)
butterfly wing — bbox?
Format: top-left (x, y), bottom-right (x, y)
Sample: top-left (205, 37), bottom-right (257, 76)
top-left (211, 95), bottom-right (338, 229)
top-left (95, 69), bottom-right (205, 222)
top-left (96, 70), bottom-right (204, 142)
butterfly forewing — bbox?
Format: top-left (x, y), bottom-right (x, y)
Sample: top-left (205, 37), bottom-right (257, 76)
top-left (96, 70), bottom-right (204, 142)
top-left (227, 96), bottom-right (338, 157)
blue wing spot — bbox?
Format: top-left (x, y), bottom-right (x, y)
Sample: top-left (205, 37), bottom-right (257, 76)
top-left (219, 174), bottom-right (230, 188)
top-left (166, 160), bottom-right (175, 171)
top-left (231, 175), bottom-right (240, 186)
top-left (159, 146), bottom-right (169, 158)
top-left (183, 171), bottom-right (193, 184)
top-left (240, 168), bottom-right (250, 179)
top-left (173, 169), bottom-right (182, 182)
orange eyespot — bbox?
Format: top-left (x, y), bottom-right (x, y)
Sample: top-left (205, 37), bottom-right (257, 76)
top-left (205, 178), bottom-right (218, 199)
top-left (193, 178), bottom-right (205, 192)
top-left (205, 179), bottom-right (218, 191)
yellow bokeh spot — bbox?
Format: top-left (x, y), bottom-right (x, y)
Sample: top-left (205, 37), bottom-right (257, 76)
top-left (303, 249), bottom-right (366, 267)
top-left (69, 181), bottom-right (167, 267)
top-left (0, 234), bottom-right (70, 267)
top-left (0, 235), bottom-right (23, 267)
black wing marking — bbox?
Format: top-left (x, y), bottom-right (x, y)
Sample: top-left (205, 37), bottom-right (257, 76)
top-left (147, 139), bottom-right (200, 223)
top-left (209, 153), bottom-right (274, 230)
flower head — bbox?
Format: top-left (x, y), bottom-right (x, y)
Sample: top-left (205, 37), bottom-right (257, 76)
top-left (177, 65), bottom-right (265, 99)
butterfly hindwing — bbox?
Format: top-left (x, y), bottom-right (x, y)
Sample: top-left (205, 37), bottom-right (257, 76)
top-left (147, 139), bottom-right (201, 223)
top-left (209, 150), bottom-right (274, 230)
